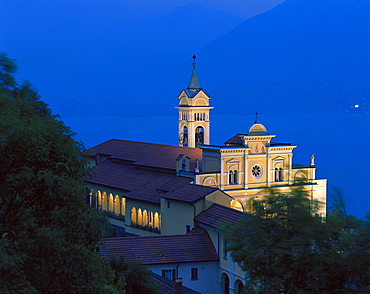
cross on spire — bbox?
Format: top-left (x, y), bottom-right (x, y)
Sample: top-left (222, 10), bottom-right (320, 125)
top-left (255, 112), bottom-right (259, 124)
top-left (187, 55), bottom-right (200, 91)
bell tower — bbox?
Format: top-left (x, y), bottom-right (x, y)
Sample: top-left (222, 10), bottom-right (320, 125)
top-left (176, 56), bottom-right (213, 148)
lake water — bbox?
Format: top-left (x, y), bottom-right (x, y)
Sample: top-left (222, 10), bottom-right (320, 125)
top-left (60, 111), bottom-right (370, 218)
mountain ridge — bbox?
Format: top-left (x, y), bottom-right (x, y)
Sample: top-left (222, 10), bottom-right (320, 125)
top-left (198, 0), bottom-right (369, 114)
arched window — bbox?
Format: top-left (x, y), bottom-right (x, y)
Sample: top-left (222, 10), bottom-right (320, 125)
top-left (102, 192), bottom-right (108, 210)
top-left (234, 279), bottom-right (245, 294)
top-left (121, 197), bottom-right (126, 216)
top-left (148, 211), bottom-right (153, 227)
top-left (230, 200), bottom-right (243, 212)
top-left (294, 171), bottom-right (307, 182)
top-left (137, 208), bottom-right (143, 226)
top-left (229, 170), bottom-right (238, 184)
top-left (109, 193), bottom-right (114, 212)
top-left (154, 212), bottom-right (160, 230)
top-left (195, 126), bottom-right (204, 147)
top-left (183, 126), bottom-right (188, 147)
top-left (143, 209), bottom-right (148, 226)
top-left (221, 273), bottom-right (230, 294)
top-left (114, 195), bottom-right (120, 214)
top-left (229, 170), bottom-right (233, 184)
top-left (131, 207), bottom-right (137, 224)
top-left (96, 190), bottom-right (101, 209)
top-left (279, 168), bottom-right (284, 181)
top-left (233, 170), bottom-right (238, 184)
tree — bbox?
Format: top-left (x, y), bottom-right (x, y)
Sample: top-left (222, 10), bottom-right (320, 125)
top-left (222, 186), bottom-right (370, 294)
top-left (0, 53), bottom-right (124, 293)
top-left (109, 257), bottom-right (162, 294)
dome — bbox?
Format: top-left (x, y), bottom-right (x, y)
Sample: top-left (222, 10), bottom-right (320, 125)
top-left (248, 123), bottom-right (268, 135)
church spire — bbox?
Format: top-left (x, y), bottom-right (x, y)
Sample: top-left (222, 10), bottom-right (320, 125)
top-left (187, 55), bottom-right (200, 93)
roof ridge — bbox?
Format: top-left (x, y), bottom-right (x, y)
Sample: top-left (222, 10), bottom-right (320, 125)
top-left (95, 138), bottom-right (199, 150)
top-left (102, 231), bottom-right (205, 242)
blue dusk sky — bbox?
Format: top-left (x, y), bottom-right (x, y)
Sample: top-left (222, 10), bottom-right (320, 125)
top-left (0, 0), bottom-right (369, 217)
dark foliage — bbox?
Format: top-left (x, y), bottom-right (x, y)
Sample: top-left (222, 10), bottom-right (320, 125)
top-left (109, 256), bottom-right (162, 294)
top-left (0, 53), bottom-right (123, 293)
top-left (222, 186), bottom-right (370, 294)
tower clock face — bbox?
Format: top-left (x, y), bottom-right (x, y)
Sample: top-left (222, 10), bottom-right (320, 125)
top-left (251, 164), bottom-right (262, 179)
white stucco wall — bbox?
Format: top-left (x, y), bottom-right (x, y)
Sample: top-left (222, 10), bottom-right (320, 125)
top-left (149, 261), bottom-right (219, 294)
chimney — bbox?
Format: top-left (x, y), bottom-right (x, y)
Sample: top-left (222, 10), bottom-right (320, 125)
top-left (174, 278), bottom-right (184, 294)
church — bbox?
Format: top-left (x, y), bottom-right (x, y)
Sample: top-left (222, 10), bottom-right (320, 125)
top-left (88, 57), bottom-right (327, 294)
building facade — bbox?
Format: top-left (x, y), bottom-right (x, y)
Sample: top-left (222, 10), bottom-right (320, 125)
top-left (175, 57), bottom-right (327, 216)
top-left (90, 57), bottom-right (327, 294)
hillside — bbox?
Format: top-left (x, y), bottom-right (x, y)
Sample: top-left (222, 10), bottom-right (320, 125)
top-left (199, 0), bottom-right (369, 114)
top-left (0, 1), bottom-right (243, 116)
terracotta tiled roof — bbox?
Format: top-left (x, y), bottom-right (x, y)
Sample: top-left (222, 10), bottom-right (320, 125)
top-left (87, 160), bottom-right (195, 204)
top-left (91, 139), bottom-right (202, 171)
top-left (150, 272), bottom-right (201, 294)
top-left (158, 178), bottom-right (219, 203)
top-left (125, 176), bottom-right (191, 204)
top-left (194, 203), bottom-right (244, 228)
top-left (224, 133), bottom-right (245, 146)
top-left (99, 227), bottom-right (218, 265)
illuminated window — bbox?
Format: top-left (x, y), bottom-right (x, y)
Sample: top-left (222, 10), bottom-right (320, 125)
top-left (231, 200), bottom-right (243, 212)
top-left (97, 190), bottom-right (101, 209)
top-left (137, 208), bottom-right (143, 225)
top-left (154, 212), bottom-right (160, 230)
top-left (109, 193), bottom-right (114, 211)
top-left (131, 207), bottom-right (137, 224)
top-left (143, 209), bottom-right (148, 226)
top-left (148, 211), bottom-right (153, 227)
top-left (114, 195), bottom-right (120, 214)
top-left (102, 192), bottom-right (108, 210)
